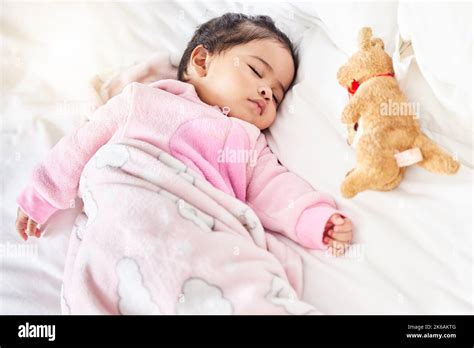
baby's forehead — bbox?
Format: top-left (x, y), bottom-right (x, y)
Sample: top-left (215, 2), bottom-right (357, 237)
top-left (229, 39), bottom-right (289, 59)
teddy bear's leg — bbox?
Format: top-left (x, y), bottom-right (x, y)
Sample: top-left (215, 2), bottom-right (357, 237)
top-left (378, 167), bottom-right (406, 191)
top-left (341, 160), bottom-right (401, 197)
top-left (341, 138), bottom-right (402, 198)
top-left (340, 167), bottom-right (372, 198)
top-left (365, 153), bottom-right (402, 193)
top-left (414, 133), bottom-right (460, 174)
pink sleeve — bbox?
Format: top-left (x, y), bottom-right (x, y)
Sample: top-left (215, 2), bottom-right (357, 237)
top-left (16, 83), bottom-right (135, 225)
top-left (246, 134), bottom-right (344, 250)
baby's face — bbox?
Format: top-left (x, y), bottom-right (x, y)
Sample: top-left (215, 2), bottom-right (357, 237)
top-left (188, 39), bottom-right (295, 129)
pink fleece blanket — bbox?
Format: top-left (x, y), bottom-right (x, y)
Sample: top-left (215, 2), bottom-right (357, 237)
top-left (61, 138), bottom-right (320, 314)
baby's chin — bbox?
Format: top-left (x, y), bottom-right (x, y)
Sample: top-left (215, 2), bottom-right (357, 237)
top-left (227, 110), bottom-right (255, 124)
top-left (225, 104), bottom-right (272, 129)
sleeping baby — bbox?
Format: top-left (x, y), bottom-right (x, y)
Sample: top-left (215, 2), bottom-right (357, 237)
top-left (16, 13), bottom-right (353, 255)
top-left (16, 14), bottom-right (352, 270)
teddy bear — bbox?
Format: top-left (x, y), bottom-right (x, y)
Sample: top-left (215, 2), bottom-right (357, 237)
top-left (336, 27), bottom-right (460, 198)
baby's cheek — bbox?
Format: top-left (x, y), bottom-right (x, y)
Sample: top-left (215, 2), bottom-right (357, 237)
top-left (264, 106), bottom-right (277, 124)
top-left (249, 110), bottom-right (273, 130)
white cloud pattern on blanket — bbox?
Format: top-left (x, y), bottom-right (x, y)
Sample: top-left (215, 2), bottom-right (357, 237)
top-left (178, 171), bottom-right (196, 185)
top-left (158, 151), bottom-right (198, 184)
top-left (238, 207), bottom-right (258, 231)
top-left (94, 143), bottom-right (130, 169)
top-left (177, 199), bottom-right (214, 232)
top-left (116, 257), bottom-right (162, 315)
top-left (60, 283), bottom-right (71, 315)
top-left (158, 151), bottom-right (187, 174)
top-left (79, 174), bottom-right (98, 228)
top-left (176, 278), bottom-right (233, 315)
top-left (72, 212), bottom-right (88, 241)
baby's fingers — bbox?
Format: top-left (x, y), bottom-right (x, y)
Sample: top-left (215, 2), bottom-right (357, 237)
top-left (26, 218), bottom-right (38, 237)
top-left (324, 234), bottom-right (348, 248)
top-left (334, 219), bottom-right (352, 232)
top-left (16, 219), bottom-right (28, 241)
top-left (329, 214), bottom-right (345, 226)
top-left (329, 230), bottom-right (352, 243)
top-left (33, 227), bottom-right (42, 238)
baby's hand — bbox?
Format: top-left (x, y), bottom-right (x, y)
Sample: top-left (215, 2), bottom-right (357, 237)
top-left (16, 207), bottom-right (41, 241)
top-left (323, 214), bottom-right (353, 256)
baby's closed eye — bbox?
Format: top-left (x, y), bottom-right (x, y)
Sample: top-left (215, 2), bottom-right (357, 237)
top-left (248, 64), bottom-right (280, 105)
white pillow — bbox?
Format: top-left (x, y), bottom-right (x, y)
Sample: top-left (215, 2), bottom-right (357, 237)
top-left (398, 2), bottom-right (472, 97)
top-left (392, 41), bottom-right (472, 167)
top-left (397, 2), bottom-right (472, 166)
top-left (168, 1), bottom-right (322, 65)
top-left (267, 25), bottom-right (351, 194)
top-left (311, 2), bottom-right (399, 56)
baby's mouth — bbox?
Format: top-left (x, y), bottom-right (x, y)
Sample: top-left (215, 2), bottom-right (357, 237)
top-left (248, 99), bottom-right (263, 116)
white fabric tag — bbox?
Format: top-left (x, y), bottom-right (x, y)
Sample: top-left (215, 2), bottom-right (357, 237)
top-left (394, 148), bottom-right (423, 167)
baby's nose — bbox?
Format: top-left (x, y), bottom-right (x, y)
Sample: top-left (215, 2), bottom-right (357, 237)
top-left (258, 86), bottom-right (272, 100)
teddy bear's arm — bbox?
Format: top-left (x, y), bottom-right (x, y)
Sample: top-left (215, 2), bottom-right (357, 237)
top-left (341, 97), bottom-right (362, 124)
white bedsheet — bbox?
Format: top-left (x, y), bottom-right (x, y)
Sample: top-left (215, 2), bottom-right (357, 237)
top-left (1, 0), bottom-right (472, 314)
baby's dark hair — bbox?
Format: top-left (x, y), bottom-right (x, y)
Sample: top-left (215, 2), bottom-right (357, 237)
top-left (178, 12), bottom-right (298, 82)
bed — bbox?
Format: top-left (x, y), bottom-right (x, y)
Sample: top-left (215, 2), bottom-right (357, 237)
top-left (1, 0), bottom-right (472, 314)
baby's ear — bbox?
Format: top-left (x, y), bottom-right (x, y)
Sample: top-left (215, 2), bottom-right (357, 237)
top-left (190, 45), bottom-right (210, 77)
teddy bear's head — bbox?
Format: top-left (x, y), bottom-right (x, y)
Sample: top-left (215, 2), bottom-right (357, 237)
top-left (337, 27), bottom-right (394, 91)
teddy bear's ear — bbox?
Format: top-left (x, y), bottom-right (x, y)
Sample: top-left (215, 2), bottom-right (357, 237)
top-left (358, 27), bottom-right (373, 50)
top-left (371, 38), bottom-right (385, 50)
